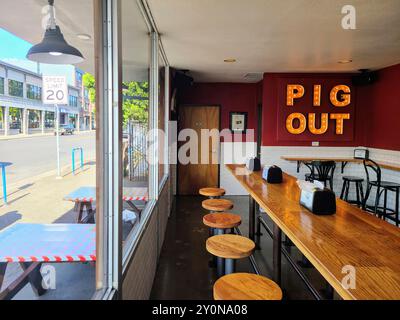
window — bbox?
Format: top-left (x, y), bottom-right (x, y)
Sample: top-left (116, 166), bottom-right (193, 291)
top-left (0, 77), bottom-right (4, 94)
top-left (121, 0), bottom-right (152, 251)
top-left (69, 95), bottom-right (78, 107)
top-left (27, 84), bottom-right (42, 100)
top-left (8, 79), bottom-right (23, 97)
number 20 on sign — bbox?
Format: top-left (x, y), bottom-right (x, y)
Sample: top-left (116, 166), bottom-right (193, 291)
top-left (42, 75), bottom-right (68, 105)
top-left (286, 84), bottom-right (351, 135)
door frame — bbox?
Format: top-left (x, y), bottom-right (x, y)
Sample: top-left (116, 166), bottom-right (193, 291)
top-left (177, 104), bottom-right (221, 195)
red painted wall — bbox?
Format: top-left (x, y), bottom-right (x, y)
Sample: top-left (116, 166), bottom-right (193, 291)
top-left (364, 64), bottom-right (400, 151)
top-left (179, 83), bottom-right (259, 142)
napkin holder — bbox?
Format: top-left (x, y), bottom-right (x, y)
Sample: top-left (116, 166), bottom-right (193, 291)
top-left (262, 165), bottom-right (283, 184)
top-left (298, 181), bottom-right (336, 215)
top-left (246, 157), bottom-right (261, 172)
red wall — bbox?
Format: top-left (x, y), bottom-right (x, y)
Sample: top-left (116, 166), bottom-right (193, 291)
top-left (179, 83), bottom-right (260, 142)
top-left (178, 64), bottom-right (400, 151)
top-left (364, 64), bottom-right (400, 151)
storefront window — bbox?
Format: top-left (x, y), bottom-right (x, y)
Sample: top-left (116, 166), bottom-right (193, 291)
top-left (8, 79), bottom-right (23, 97)
top-left (158, 55), bottom-right (167, 185)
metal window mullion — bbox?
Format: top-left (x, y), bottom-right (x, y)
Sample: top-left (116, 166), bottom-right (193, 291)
top-left (150, 32), bottom-right (159, 200)
top-left (164, 65), bottom-right (169, 176)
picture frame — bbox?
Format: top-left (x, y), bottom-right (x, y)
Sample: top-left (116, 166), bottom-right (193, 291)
top-left (229, 112), bottom-right (248, 133)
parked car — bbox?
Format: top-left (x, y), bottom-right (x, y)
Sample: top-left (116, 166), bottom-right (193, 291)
top-left (55, 124), bottom-right (75, 135)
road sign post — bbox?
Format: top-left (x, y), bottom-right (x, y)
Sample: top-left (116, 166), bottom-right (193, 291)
top-left (42, 76), bottom-right (68, 179)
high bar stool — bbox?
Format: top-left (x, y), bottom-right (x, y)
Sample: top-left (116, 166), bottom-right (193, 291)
top-left (202, 199), bottom-right (234, 213)
top-left (340, 176), bottom-right (364, 207)
top-left (213, 273), bottom-right (282, 300)
top-left (203, 212), bottom-right (241, 236)
top-left (199, 187), bottom-right (225, 198)
top-left (206, 234), bottom-right (255, 277)
top-left (363, 159), bottom-right (400, 226)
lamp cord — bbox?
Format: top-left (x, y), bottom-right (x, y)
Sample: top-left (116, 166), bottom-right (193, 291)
top-left (47, 0), bottom-right (56, 30)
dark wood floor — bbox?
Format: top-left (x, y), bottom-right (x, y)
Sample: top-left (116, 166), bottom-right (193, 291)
top-left (150, 195), bottom-right (331, 300)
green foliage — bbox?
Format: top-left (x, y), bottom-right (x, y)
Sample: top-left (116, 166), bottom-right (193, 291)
top-left (82, 73), bottom-right (96, 104)
top-left (81, 72), bottom-right (149, 125)
top-left (122, 81), bottom-right (149, 125)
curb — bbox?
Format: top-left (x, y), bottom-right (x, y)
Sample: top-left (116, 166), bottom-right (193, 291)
top-left (0, 130), bottom-right (95, 141)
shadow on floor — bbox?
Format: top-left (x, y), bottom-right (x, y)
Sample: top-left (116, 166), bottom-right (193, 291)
top-left (150, 195), bottom-right (332, 300)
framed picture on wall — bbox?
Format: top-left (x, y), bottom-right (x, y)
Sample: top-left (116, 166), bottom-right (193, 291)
top-left (229, 112), bottom-right (248, 133)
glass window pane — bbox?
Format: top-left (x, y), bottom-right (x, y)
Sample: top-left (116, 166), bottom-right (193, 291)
top-left (121, 0), bottom-right (151, 246)
top-left (158, 55), bottom-right (166, 185)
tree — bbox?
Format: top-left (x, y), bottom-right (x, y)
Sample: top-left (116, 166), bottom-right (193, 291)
top-left (82, 73), bottom-right (96, 104)
top-left (122, 81), bottom-right (149, 125)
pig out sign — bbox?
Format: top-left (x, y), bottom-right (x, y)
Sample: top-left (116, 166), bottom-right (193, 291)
top-left (277, 79), bottom-right (354, 142)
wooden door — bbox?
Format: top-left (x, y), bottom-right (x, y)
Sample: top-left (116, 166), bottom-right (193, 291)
top-left (178, 106), bottom-right (220, 195)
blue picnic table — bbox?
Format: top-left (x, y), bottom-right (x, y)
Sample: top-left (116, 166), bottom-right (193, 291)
top-left (0, 162), bottom-right (12, 205)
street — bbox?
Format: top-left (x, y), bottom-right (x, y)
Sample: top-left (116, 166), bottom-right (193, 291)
top-left (0, 131), bottom-right (95, 186)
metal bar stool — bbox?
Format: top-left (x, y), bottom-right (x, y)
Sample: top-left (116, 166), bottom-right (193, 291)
top-left (363, 159), bottom-right (400, 226)
top-left (213, 273), bottom-right (282, 300)
top-left (202, 199), bottom-right (234, 213)
top-left (203, 213), bottom-right (242, 270)
top-left (305, 160), bottom-right (336, 190)
top-left (206, 234), bottom-right (255, 277)
top-left (199, 187), bottom-right (225, 199)
top-left (340, 176), bottom-right (364, 207)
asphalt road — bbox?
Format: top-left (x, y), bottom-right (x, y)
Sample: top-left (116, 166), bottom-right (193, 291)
top-left (0, 132), bottom-right (96, 186)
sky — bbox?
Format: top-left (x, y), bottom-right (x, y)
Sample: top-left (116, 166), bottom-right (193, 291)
top-left (0, 28), bottom-right (76, 85)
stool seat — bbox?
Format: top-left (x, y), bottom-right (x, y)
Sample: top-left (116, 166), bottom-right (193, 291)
top-left (343, 176), bottom-right (364, 182)
top-left (206, 234), bottom-right (255, 259)
top-left (202, 199), bottom-right (233, 212)
top-left (199, 187), bottom-right (225, 197)
top-left (213, 273), bottom-right (282, 300)
top-left (203, 213), bottom-right (241, 229)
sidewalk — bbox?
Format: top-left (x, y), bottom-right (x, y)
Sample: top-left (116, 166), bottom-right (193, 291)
top-left (0, 162), bottom-right (95, 226)
top-left (0, 129), bottom-right (95, 141)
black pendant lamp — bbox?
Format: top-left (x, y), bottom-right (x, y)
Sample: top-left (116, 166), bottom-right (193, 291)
top-left (27, 0), bottom-right (84, 65)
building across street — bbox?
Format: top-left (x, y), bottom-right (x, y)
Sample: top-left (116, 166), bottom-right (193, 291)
top-left (0, 61), bottom-right (94, 136)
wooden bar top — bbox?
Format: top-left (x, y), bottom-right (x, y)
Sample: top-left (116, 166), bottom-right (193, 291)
top-left (226, 164), bottom-right (400, 300)
top-left (281, 156), bottom-right (400, 172)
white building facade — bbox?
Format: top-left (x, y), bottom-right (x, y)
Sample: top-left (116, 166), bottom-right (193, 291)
top-left (0, 61), bottom-right (92, 136)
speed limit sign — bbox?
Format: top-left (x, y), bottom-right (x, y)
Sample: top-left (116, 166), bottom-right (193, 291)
top-left (42, 75), bottom-right (68, 105)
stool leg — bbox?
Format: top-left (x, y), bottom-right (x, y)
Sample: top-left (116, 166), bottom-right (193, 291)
top-left (356, 182), bottom-right (361, 207)
top-left (344, 181), bottom-right (350, 202)
top-left (359, 182), bottom-right (364, 208)
top-left (383, 189), bottom-right (388, 221)
top-left (374, 187), bottom-right (381, 217)
top-left (217, 257), bottom-right (225, 277)
top-left (395, 188), bottom-right (399, 227)
top-left (340, 181), bottom-right (346, 199)
top-left (225, 259), bottom-right (236, 275)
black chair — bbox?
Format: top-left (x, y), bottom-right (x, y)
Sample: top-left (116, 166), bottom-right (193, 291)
top-left (363, 159), bottom-right (400, 226)
top-left (305, 161), bottom-right (336, 190)
top-left (340, 176), bottom-right (364, 208)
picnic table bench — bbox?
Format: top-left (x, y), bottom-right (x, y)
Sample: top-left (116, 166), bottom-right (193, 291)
top-left (0, 223), bottom-right (95, 300)
top-left (64, 186), bottom-right (148, 223)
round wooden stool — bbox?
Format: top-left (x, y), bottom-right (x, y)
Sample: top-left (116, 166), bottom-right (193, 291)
top-left (199, 187), bottom-right (225, 198)
top-left (203, 212), bottom-right (241, 235)
top-left (202, 199), bottom-right (233, 212)
top-left (206, 234), bottom-right (255, 277)
top-left (213, 273), bottom-right (282, 300)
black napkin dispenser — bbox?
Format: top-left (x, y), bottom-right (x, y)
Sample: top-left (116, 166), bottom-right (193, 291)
top-left (300, 188), bottom-right (336, 215)
top-left (245, 157), bottom-right (261, 172)
top-left (262, 165), bottom-right (283, 184)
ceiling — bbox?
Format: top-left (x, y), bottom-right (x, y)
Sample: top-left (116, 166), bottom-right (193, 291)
top-left (0, 0), bottom-right (151, 82)
top-left (147, 0), bottom-right (400, 82)
top-left (2, 0), bottom-right (400, 83)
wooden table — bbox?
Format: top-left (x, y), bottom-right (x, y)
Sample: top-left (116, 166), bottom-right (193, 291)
top-left (226, 164), bottom-right (400, 300)
top-left (64, 186), bottom-right (148, 223)
top-left (281, 156), bottom-right (400, 173)
top-left (0, 223), bottom-right (95, 300)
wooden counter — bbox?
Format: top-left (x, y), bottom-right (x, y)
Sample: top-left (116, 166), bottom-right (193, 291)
top-left (226, 164), bottom-right (400, 300)
top-left (281, 156), bottom-right (400, 173)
